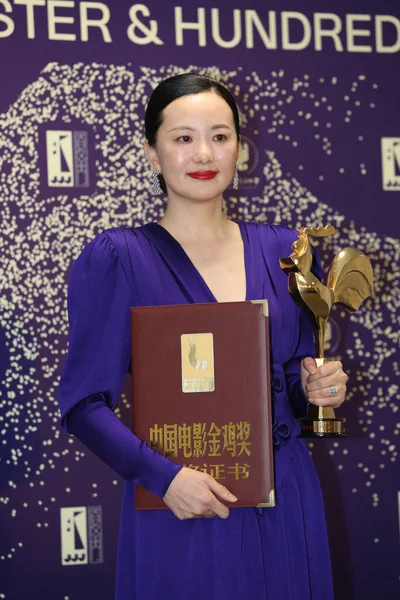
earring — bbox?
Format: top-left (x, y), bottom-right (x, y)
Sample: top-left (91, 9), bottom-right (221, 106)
top-left (233, 164), bottom-right (239, 190)
top-left (151, 168), bottom-right (162, 195)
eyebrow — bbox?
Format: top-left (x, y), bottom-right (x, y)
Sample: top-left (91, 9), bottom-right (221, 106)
top-left (166, 124), bottom-right (233, 133)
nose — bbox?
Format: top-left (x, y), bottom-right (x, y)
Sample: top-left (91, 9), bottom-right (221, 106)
top-left (192, 140), bottom-right (213, 164)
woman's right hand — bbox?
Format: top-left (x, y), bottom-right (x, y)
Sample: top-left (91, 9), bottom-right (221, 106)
top-left (163, 467), bottom-right (238, 520)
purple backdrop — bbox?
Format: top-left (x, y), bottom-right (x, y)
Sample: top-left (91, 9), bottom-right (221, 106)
top-left (0, 1), bottom-right (399, 599)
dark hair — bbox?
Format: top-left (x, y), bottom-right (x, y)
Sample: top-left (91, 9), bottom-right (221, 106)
top-left (145, 73), bottom-right (240, 193)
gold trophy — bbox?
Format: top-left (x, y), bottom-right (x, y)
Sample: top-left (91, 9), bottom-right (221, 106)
top-left (280, 225), bottom-right (374, 438)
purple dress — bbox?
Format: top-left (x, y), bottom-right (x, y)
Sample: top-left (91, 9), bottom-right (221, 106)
top-left (58, 222), bottom-right (333, 600)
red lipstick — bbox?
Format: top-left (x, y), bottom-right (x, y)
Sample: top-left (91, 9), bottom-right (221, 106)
top-left (188, 170), bottom-right (218, 180)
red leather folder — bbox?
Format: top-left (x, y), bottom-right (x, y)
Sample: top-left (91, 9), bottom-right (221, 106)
top-left (130, 300), bottom-right (275, 510)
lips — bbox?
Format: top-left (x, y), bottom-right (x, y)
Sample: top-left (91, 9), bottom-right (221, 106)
top-left (188, 170), bottom-right (218, 180)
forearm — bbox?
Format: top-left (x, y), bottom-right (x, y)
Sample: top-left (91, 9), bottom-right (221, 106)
top-left (64, 394), bottom-right (182, 497)
top-left (285, 369), bottom-right (308, 418)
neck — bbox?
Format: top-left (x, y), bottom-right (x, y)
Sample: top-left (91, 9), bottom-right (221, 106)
top-left (158, 195), bottom-right (232, 243)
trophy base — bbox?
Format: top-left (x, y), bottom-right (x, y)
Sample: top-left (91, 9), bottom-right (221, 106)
top-left (297, 417), bottom-right (346, 438)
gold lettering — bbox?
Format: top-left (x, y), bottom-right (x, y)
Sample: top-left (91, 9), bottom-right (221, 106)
top-left (222, 421), bottom-right (237, 457)
top-left (227, 462), bottom-right (251, 480)
top-left (193, 422), bottom-right (207, 458)
top-left (208, 463), bottom-right (226, 480)
top-left (163, 424), bottom-right (178, 458)
top-left (236, 421), bottom-right (251, 457)
top-left (149, 424), bottom-right (163, 451)
top-left (207, 422), bottom-right (222, 457)
top-left (150, 421), bottom-right (252, 460)
top-left (178, 423), bottom-right (192, 458)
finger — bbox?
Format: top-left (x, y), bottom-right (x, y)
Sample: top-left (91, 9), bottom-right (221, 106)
top-left (306, 382), bottom-right (347, 398)
top-left (206, 479), bottom-right (236, 519)
top-left (192, 509), bottom-right (216, 519)
top-left (302, 356), bottom-right (317, 375)
top-left (308, 386), bottom-right (346, 407)
top-left (209, 499), bottom-right (230, 519)
top-left (207, 479), bottom-right (238, 503)
top-left (306, 361), bottom-right (346, 382)
top-left (306, 373), bottom-right (348, 393)
top-left (307, 384), bottom-right (344, 400)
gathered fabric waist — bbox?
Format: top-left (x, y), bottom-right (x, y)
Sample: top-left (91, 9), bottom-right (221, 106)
top-left (267, 362), bottom-right (306, 497)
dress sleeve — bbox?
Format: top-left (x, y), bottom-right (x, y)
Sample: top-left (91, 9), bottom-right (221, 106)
top-left (58, 232), bottom-right (181, 497)
top-left (284, 246), bottom-right (323, 418)
top-left (284, 309), bottom-right (314, 418)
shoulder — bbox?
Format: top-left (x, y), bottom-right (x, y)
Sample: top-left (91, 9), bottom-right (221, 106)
top-left (243, 222), bottom-right (323, 279)
top-left (69, 225), bottom-right (156, 293)
top-left (240, 221), bottom-right (298, 255)
top-left (69, 227), bottom-right (137, 284)
top-left (74, 226), bottom-right (147, 266)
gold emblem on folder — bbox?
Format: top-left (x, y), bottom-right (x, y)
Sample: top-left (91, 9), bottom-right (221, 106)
top-left (181, 333), bottom-right (215, 393)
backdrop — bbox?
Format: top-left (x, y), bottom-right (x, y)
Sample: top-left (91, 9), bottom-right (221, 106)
top-left (0, 1), bottom-right (399, 598)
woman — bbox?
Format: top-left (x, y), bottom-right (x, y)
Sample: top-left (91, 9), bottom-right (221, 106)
top-left (58, 73), bottom-right (348, 599)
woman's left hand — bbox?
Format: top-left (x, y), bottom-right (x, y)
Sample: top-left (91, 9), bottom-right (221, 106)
top-left (301, 357), bottom-right (348, 409)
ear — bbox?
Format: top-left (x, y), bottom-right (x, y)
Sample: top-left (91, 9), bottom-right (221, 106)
top-left (144, 139), bottom-right (162, 173)
top-left (236, 135), bottom-right (241, 161)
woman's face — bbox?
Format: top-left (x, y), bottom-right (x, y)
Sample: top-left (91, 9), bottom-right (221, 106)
top-left (146, 91), bottom-right (240, 202)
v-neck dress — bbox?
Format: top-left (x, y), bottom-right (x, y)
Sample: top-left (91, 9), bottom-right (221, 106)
top-left (58, 221), bottom-right (333, 600)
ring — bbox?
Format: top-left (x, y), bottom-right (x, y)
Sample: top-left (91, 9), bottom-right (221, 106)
top-left (329, 385), bottom-right (339, 397)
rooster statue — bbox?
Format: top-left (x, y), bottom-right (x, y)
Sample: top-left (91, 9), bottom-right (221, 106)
top-left (280, 225), bottom-right (374, 359)
top-left (279, 225), bottom-right (374, 437)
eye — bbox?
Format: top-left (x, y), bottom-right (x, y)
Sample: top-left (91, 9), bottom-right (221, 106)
top-left (214, 133), bottom-right (227, 142)
top-left (177, 135), bottom-right (192, 143)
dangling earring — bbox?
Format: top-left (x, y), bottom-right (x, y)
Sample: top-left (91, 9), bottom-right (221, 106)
top-left (233, 163), bottom-right (239, 190)
top-left (151, 168), bottom-right (162, 195)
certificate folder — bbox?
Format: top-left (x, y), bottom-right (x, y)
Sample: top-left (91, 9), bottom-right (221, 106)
top-left (130, 300), bottom-right (275, 510)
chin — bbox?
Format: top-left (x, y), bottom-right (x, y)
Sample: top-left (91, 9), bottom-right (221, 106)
top-left (183, 181), bottom-right (228, 201)
top-left (190, 190), bottom-right (226, 203)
